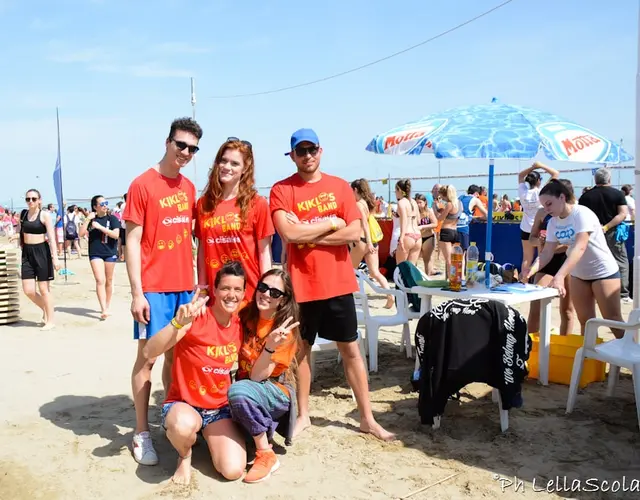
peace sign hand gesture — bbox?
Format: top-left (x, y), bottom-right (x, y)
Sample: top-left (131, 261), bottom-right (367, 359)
top-left (175, 293), bottom-right (209, 327)
top-left (265, 316), bottom-right (300, 352)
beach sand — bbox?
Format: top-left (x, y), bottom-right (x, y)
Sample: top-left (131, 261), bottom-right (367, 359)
top-left (1, 244), bottom-right (639, 499)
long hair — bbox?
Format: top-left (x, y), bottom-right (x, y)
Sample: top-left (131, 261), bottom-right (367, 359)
top-left (90, 195), bottom-right (104, 212)
top-left (415, 193), bottom-right (428, 219)
top-left (238, 268), bottom-right (301, 385)
top-left (200, 140), bottom-right (257, 223)
top-left (396, 178), bottom-right (412, 198)
top-left (350, 178), bottom-right (375, 211)
top-left (439, 184), bottom-right (459, 211)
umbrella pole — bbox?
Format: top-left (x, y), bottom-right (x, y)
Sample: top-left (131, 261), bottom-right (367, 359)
top-left (634, 2), bottom-right (640, 308)
top-left (485, 159), bottom-right (495, 288)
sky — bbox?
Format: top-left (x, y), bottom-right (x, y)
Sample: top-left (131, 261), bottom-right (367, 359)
top-left (0, 0), bottom-right (637, 209)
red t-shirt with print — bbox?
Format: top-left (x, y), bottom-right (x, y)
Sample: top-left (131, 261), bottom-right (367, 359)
top-left (195, 195), bottom-right (274, 299)
top-left (269, 172), bottom-right (360, 303)
top-left (165, 309), bottom-right (242, 409)
top-left (123, 168), bottom-right (196, 293)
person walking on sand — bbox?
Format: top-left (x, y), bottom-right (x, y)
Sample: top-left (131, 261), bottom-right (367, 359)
top-left (13, 189), bottom-right (60, 330)
top-left (270, 128), bottom-right (394, 441)
top-left (78, 195), bottom-right (121, 319)
top-left (123, 117), bottom-right (202, 466)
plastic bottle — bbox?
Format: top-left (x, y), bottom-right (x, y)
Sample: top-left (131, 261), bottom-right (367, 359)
top-left (466, 242), bottom-right (479, 287)
top-left (449, 243), bottom-right (464, 291)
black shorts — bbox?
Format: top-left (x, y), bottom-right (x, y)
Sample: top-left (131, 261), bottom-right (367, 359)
top-left (120, 227), bottom-right (126, 246)
top-left (299, 293), bottom-right (358, 346)
top-left (21, 242), bottom-right (54, 281)
top-left (440, 228), bottom-right (457, 243)
top-left (520, 230), bottom-right (531, 241)
top-left (538, 252), bottom-right (567, 276)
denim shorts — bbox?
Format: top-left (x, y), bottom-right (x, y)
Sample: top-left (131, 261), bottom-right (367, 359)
top-left (161, 402), bottom-right (232, 430)
top-left (89, 255), bottom-right (118, 262)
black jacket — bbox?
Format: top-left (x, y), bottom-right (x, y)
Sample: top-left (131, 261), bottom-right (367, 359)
top-left (415, 298), bottom-right (531, 425)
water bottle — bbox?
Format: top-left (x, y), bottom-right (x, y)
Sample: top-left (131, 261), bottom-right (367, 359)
top-left (466, 242), bottom-right (479, 287)
top-left (449, 243), bottom-right (464, 291)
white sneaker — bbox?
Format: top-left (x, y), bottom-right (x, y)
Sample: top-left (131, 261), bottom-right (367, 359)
top-left (622, 297), bottom-right (633, 304)
top-left (132, 431), bottom-right (159, 466)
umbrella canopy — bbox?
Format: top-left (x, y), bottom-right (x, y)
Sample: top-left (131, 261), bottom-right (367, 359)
top-left (366, 99), bottom-right (633, 287)
top-left (366, 100), bottom-right (632, 163)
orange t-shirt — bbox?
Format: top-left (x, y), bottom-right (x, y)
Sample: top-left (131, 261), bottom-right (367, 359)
top-left (123, 168), bottom-right (196, 293)
top-left (195, 195), bottom-right (274, 299)
top-left (269, 173), bottom-right (360, 303)
top-left (237, 316), bottom-right (298, 395)
top-left (165, 309), bottom-right (242, 409)
top-left (474, 195), bottom-right (488, 217)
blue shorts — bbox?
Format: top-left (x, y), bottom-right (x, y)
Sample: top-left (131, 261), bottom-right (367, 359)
top-left (133, 291), bottom-right (193, 340)
top-left (90, 255), bottom-right (118, 262)
top-left (161, 402), bottom-right (231, 430)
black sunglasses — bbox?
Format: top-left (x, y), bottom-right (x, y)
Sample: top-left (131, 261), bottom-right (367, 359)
top-left (256, 281), bottom-right (286, 299)
top-left (227, 136), bottom-right (252, 149)
top-left (25, 197), bottom-right (39, 202)
top-left (171, 138), bottom-right (199, 154)
top-left (294, 145), bottom-right (319, 157)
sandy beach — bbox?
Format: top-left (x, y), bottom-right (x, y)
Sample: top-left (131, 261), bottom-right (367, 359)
top-left (1, 243), bottom-right (639, 500)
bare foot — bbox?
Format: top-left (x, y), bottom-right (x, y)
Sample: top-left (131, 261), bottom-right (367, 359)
top-left (360, 421), bottom-right (395, 442)
top-left (170, 453), bottom-right (192, 485)
top-left (384, 296), bottom-right (395, 309)
top-left (100, 311), bottom-right (111, 320)
top-left (292, 415), bottom-right (311, 438)
top-left (40, 323), bottom-right (56, 331)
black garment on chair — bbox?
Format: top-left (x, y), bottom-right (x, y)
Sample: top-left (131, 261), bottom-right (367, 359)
top-left (415, 298), bottom-right (531, 425)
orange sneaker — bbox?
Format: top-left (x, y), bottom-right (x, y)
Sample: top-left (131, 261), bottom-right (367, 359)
top-left (243, 449), bottom-right (280, 483)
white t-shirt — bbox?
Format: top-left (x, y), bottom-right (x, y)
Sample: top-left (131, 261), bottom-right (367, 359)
top-left (518, 182), bottom-right (541, 233)
top-left (625, 195), bottom-right (634, 221)
top-left (546, 204), bottom-right (618, 280)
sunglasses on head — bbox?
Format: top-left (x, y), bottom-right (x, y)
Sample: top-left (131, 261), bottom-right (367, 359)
top-left (99, 201), bottom-right (109, 207)
top-left (294, 145), bottom-right (319, 157)
top-left (25, 197), bottom-right (39, 202)
top-left (227, 136), bottom-right (253, 149)
top-left (171, 138), bottom-right (200, 154)
top-left (256, 281), bottom-right (286, 299)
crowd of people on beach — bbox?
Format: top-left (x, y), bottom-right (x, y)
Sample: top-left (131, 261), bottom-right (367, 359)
top-left (6, 115), bottom-right (636, 486)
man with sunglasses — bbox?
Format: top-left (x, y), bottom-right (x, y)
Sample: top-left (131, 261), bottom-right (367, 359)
top-left (123, 117), bottom-right (202, 466)
top-left (270, 128), bottom-right (394, 441)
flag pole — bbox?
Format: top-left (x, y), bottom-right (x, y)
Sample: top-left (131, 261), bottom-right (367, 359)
top-left (191, 77), bottom-right (198, 192)
top-left (55, 107), bottom-right (67, 282)
top-left (634, 1), bottom-right (640, 307)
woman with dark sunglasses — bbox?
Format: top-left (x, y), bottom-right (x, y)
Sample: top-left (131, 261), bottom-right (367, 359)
top-left (13, 189), bottom-right (60, 330)
top-left (228, 268), bottom-right (301, 483)
top-left (79, 195), bottom-right (121, 319)
top-left (196, 138), bottom-right (274, 301)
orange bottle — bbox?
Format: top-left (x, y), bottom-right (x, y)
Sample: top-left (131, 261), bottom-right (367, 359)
top-left (449, 243), bottom-right (464, 291)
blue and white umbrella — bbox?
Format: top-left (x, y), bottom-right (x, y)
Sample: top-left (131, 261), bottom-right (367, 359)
top-left (366, 99), bottom-right (633, 287)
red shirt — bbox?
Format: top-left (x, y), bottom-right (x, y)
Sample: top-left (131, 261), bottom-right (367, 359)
top-left (269, 173), bottom-right (360, 303)
top-left (165, 309), bottom-right (242, 409)
top-left (195, 195), bottom-right (274, 299)
top-left (123, 168), bottom-right (196, 293)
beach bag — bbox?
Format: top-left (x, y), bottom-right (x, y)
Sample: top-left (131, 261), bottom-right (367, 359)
top-left (65, 216), bottom-right (78, 240)
top-left (368, 215), bottom-right (383, 244)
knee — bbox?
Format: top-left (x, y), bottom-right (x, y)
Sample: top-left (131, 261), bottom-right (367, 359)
top-left (169, 413), bottom-right (200, 438)
top-left (23, 288), bottom-right (37, 299)
top-left (95, 277), bottom-right (106, 287)
top-left (215, 458), bottom-right (245, 481)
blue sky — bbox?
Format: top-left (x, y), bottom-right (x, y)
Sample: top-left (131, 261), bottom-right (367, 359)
top-left (0, 0), bottom-right (637, 209)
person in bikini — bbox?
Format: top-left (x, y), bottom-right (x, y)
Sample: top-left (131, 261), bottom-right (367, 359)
top-left (395, 179), bottom-right (421, 265)
top-left (435, 184), bottom-right (461, 274)
top-left (349, 178), bottom-right (394, 308)
top-left (415, 193), bottom-right (437, 275)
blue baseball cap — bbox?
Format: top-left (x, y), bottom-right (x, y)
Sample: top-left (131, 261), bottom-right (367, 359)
top-left (285, 128), bottom-right (319, 156)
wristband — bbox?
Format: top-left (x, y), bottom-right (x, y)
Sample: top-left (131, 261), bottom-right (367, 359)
top-left (603, 225), bottom-right (609, 233)
top-left (171, 318), bottom-right (184, 330)
top-left (330, 219), bottom-right (338, 231)
top-left (264, 347), bottom-right (275, 354)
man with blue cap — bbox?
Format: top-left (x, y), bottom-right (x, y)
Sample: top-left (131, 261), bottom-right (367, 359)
top-left (270, 128), bottom-right (394, 441)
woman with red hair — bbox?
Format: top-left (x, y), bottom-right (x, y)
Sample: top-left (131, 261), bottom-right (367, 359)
top-left (196, 138), bottom-right (274, 299)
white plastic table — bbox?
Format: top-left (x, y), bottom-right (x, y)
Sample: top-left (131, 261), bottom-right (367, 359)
top-left (410, 285), bottom-right (559, 385)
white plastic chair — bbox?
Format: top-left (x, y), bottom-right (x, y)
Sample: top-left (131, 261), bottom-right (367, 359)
top-left (393, 266), bottom-right (427, 322)
top-left (355, 270), bottom-right (412, 371)
top-left (432, 388), bottom-right (508, 432)
top-left (566, 309), bottom-right (640, 430)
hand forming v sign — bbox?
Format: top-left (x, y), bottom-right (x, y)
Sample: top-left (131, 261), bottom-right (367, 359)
top-left (265, 316), bottom-right (300, 351)
top-left (175, 293), bottom-right (209, 327)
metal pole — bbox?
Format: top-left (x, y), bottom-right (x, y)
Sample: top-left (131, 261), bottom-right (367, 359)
top-left (190, 77), bottom-right (198, 192)
top-left (438, 160), bottom-right (441, 183)
top-left (634, 2), bottom-right (640, 307)
top-left (56, 108), bottom-right (68, 282)
top-left (387, 173), bottom-right (391, 203)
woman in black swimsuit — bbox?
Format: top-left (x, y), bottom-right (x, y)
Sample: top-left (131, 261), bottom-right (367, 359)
top-left (15, 189), bottom-right (60, 330)
top-left (415, 194), bottom-right (437, 275)
top-left (526, 179), bottom-right (575, 335)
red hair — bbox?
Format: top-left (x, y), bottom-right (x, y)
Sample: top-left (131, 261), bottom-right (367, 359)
top-left (200, 140), bottom-right (257, 222)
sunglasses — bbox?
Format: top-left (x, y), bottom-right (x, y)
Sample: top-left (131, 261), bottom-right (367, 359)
top-left (99, 201), bottom-right (109, 207)
top-left (25, 197), bottom-right (39, 202)
top-left (256, 281), bottom-right (286, 299)
top-left (171, 138), bottom-right (200, 154)
top-left (294, 145), bottom-right (319, 157)
top-left (227, 136), bottom-right (253, 149)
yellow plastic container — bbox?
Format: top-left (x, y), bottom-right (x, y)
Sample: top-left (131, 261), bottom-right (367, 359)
top-left (528, 334), bottom-right (606, 388)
